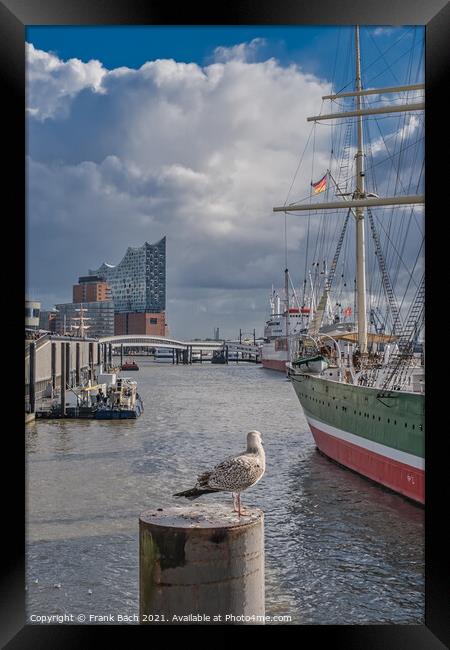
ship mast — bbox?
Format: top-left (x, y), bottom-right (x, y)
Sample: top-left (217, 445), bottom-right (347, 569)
top-left (354, 25), bottom-right (368, 353)
top-left (273, 26), bottom-right (424, 352)
top-left (285, 268), bottom-right (290, 364)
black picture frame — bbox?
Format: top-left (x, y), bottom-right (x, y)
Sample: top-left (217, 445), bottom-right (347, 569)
top-left (4, 0), bottom-right (449, 646)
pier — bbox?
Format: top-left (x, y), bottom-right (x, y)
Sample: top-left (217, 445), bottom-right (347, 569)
top-left (25, 335), bottom-right (98, 415)
top-left (25, 333), bottom-right (261, 418)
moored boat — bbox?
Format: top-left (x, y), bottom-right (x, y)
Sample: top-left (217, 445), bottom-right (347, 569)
top-left (121, 359), bottom-right (139, 371)
top-left (35, 374), bottom-right (144, 419)
top-left (273, 25), bottom-right (425, 503)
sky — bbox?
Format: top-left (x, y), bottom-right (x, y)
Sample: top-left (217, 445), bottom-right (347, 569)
top-left (26, 25), bottom-right (424, 339)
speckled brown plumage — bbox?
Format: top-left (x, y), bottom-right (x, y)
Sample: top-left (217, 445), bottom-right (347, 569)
top-left (174, 431), bottom-right (265, 502)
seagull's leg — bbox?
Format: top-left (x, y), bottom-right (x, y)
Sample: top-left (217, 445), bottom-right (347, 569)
top-left (237, 493), bottom-right (252, 517)
top-left (232, 492), bottom-right (238, 512)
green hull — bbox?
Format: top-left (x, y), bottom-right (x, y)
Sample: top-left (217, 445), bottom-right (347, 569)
top-left (290, 371), bottom-right (425, 503)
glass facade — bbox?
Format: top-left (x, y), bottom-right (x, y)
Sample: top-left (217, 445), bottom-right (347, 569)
top-left (55, 301), bottom-right (115, 338)
top-left (88, 238), bottom-right (166, 313)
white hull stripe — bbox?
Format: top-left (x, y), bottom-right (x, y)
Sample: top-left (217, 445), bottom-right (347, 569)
top-left (305, 413), bottom-right (425, 471)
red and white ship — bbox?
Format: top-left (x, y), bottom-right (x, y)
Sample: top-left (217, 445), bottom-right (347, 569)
top-left (261, 275), bottom-right (354, 372)
top-left (261, 284), bottom-right (312, 372)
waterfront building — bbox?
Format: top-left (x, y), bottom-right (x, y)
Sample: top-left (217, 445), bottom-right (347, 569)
top-left (89, 238), bottom-right (167, 335)
top-left (114, 311), bottom-right (166, 336)
top-left (39, 309), bottom-right (58, 332)
top-left (54, 301), bottom-right (114, 338)
top-left (73, 275), bottom-right (111, 303)
top-left (25, 299), bottom-right (41, 329)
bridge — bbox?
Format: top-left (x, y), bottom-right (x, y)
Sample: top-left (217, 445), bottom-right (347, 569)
top-left (97, 334), bottom-right (261, 356)
top-left (98, 334), bottom-right (223, 351)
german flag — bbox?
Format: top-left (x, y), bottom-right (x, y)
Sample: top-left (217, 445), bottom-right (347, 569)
top-left (311, 173), bottom-right (327, 194)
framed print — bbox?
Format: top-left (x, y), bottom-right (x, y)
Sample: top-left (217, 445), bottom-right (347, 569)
top-left (3, 0), bottom-right (449, 647)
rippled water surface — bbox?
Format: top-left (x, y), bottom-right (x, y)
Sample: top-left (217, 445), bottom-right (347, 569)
top-left (26, 360), bottom-right (424, 624)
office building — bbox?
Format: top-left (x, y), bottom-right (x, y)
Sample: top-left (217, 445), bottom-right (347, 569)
top-left (54, 301), bottom-right (115, 338)
top-left (73, 275), bottom-right (111, 303)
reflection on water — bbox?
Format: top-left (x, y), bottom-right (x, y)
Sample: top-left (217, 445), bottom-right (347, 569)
top-left (26, 360), bottom-right (424, 624)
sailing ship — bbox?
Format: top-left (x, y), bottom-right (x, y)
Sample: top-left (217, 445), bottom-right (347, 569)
top-left (69, 304), bottom-right (91, 338)
top-left (273, 26), bottom-right (424, 503)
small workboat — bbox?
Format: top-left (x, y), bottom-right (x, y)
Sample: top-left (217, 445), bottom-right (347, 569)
top-left (35, 375), bottom-right (144, 419)
top-left (94, 376), bottom-right (144, 419)
top-left (121, 359), bottom-right (139, 371)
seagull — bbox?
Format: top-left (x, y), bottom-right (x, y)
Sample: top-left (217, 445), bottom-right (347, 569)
top-left (173, 431), bottom-right (265, 517)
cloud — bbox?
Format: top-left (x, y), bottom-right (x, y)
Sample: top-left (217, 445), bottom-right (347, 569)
top-left (26, 41), bottom-right (422, 338)
top-left (373, 27), bottom-right (395, 37)
top-left (213, 38), bottom-right (267, 63)
top-left (369, 113), bottom-right (423, 155)
top-left (26, 42), bottom-right (106, 120)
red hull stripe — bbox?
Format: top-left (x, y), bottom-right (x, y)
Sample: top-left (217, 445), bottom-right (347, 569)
top-left (309, 423), bottom-right (425, 504)
top-left (262, 359), bottom-right (287, 372)
top-left (306, 414), bottom-right (424, 469)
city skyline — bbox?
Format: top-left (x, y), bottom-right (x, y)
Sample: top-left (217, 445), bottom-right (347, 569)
top-left (26, 25), bottom-right (424, 339)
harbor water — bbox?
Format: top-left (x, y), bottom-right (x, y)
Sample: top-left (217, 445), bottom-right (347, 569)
top-left (26, 360), bottom-right (424, 624)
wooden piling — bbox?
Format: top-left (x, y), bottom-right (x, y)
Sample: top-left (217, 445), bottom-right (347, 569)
top-left (139, 504), bottom-right (264, 624)
top-left (89, 342), bottom-right (94, 381)
top-left (75, 342), bottom-right (80, 386)
top-left (65, 342), bottom-right (70, 389)
top-left (97, 343), bottom-right (101, 365)
top-left (29, 342), bottom-right (36, 414)
top-left (60, 342), bottom-right (66, 416)
top-left (120, 344), bottom-right (123, 367)
top-left (51, 342), bottom-right (56, 389)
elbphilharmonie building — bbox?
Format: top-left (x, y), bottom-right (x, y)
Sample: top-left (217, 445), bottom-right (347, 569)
top-left (88, 237), bottom-right (167, 335)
